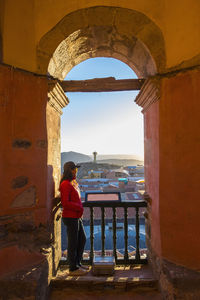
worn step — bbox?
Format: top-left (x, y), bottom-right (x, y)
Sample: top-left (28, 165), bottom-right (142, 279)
top-left (50, 264), bottom-right (162, 299)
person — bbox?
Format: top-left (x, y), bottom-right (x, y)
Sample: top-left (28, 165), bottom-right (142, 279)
top-left (60, 161), bottom-right (88, 276)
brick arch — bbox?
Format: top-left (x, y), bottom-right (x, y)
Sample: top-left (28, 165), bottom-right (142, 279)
top-left (37, 6), bottom-right (166, 79)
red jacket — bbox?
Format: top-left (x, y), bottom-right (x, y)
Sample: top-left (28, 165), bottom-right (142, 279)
top-left (60, 180), bottom-right (83, 218)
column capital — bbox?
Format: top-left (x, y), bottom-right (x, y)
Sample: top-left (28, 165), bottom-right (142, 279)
top-left (48, 81), bottom-right (69, 115)
top-left (135, 78), bottom-right (160, 113)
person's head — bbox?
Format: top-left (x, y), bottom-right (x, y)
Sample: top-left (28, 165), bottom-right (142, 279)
top-left (60, 161), bottom-right (80, 183)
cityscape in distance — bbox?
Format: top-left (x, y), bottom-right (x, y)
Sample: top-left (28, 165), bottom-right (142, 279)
top-left (61, 151), bottom-right (146, 258)
top-left (61, 151), bottom-right (144, 168)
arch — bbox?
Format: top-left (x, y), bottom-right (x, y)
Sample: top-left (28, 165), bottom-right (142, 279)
top-left (37, 6), bottom-right (166, 79)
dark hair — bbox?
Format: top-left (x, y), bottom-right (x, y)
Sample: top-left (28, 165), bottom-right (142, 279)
top-left (60, 169), bottom-right (73, 183)
top-left (60, 161), bottom-right (76, 183)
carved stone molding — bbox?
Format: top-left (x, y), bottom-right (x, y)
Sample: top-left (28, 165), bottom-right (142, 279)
top-left (135, 78), bottom-right (160, 113)
top-left (48, 81), bottom-right (69, 114)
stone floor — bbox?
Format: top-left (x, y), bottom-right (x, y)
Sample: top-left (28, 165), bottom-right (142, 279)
top-left (50, 265), bottom-right (162, 299)
top-left (50, 288), bottom-right (162, 299)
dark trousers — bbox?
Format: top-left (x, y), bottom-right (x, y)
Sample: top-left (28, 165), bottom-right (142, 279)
top-left (62, 217), bottom-right (86, 271)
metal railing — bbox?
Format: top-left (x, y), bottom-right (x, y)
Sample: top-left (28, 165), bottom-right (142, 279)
top-left (82, 194), bottom-right (147, 265)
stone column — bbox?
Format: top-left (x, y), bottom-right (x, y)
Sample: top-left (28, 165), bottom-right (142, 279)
top-left (47, 81), bottom-right (69, 274)
top-left (135, 78), bottom-right (161, 270)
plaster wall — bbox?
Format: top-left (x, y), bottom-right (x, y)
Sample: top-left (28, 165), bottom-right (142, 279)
top-left (159, 69), bottom-right (200, 270)
top-left (0, 64), bottom-right (52, 278)
top-left (0, 0), bottom-right (200, 292)
top-left (143, 69), bottom-right (200, 271)
top-left (0, 64), bottom-right (66, 279)
top-left (0, 64), bottom-right (48, 223)
top-left (0, 245), bottom-right (44, 278)
top-left (1, 0), bottom-right (200, 73)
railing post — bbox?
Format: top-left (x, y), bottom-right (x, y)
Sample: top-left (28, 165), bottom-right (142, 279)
top-left (101, 207), bottom-right (105, 256)
top-left (112, 207), bottom-right (117, 262)
top-left (135, 207), bottom-right (140, 262)
top-left (90, 206), bottom-right (94, 264)
top-left (124, 206), bottom-right (129, 263)
top-left (77, 198), bottom-right (147, 266)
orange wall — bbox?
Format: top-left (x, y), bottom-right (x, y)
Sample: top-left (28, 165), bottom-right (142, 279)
top-left (0, 245), bottom-right (44, 278)
top-left (0, 64), bottom-right (49, 225)
top-left (144, 69), bottom-right (200, 270)
top-left (159, 69), bottom-right (200, 270)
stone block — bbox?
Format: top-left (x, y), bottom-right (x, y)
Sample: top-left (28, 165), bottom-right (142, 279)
top-left (86, 7), bottom-right (115, 27)
top-left (11, 186), bottom-right (36, 208)
top-left (114, 8), bottom-right (151, 38)
top-left (92, 256), bottom-right (115, 276)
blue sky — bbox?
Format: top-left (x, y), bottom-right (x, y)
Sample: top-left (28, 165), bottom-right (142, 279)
top-left (61, 57), bottom-right (144, 159)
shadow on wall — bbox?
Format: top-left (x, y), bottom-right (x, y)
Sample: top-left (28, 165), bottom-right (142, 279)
top-left (47, 165), bottom-right (62, 276)
top-left (47, 165), bottom-right (55, 221)
top-left (0, 35), bottom-right (2, 62)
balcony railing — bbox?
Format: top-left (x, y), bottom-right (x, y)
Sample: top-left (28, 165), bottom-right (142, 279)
top-left (81, 193), bottom-right (147, 265)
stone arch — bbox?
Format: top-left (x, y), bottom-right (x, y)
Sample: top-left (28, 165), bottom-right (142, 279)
top-left (37, 6), bottom-right (166, 79)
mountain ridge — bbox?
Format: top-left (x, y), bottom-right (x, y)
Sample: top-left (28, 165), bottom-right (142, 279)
top-left (61, 151), bottom-right (143, 170)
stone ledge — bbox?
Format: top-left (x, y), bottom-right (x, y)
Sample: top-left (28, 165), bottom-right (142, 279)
top-left (50, 265), bottom-right (159, 292)
top-left (50, 288), bottom-right (162, 300)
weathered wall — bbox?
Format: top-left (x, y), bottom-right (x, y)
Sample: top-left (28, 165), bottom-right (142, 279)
top-left (0, 64), bottom-right (51, 278)
top-left (44, 7), bottom-right (161, 79)
top-left (1, 0), bottom-right (200, 73)
top-left (0, 0), bottom-right (3, 62)
top-left (141, 69), bottom-right (200, 298)
top-left (0, 64), bottom-right (48, 222)
top-left (159, 68), bottom-right (200, 270)
top-left (0, 1), bottom-right (200, 297)
top-left (139, 69), bottom-right (200, 272)
top-left (0, 66), bottom-right (68, 284)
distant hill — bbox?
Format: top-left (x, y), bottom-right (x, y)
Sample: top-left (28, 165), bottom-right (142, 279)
top-left (94, 154), bottom-right (143, 161)
top-left (61, 151), bottom-right (92, 172)
top-left (97, 159), bottom-right (143, 166)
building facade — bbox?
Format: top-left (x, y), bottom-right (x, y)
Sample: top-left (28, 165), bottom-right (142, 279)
top-left (0, 1), bottom-right (200, 298)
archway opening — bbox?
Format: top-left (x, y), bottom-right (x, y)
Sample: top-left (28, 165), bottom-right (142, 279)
top-left (38, 6), bottom-right (165, 78)
top-left (43, 5), bottom-right (165, 270)
top-left (61, 57), bottom-right (144, 158)
top-left (60, 57), bottom-right (146, 262)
